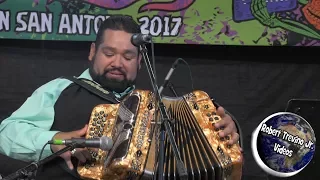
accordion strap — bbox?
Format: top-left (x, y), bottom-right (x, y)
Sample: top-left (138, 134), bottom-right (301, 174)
top-left (62, 76), bottom-right (120, 104)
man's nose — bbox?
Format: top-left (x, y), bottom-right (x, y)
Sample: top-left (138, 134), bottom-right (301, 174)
top-left (111, 55), bottom-right (123, 67)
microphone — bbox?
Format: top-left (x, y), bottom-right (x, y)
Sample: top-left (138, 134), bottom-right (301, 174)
top-left (48, 136), bottom-right (113, 151)
top-left (158, 58), bottom-right (181, 94)
top-left (131, 33), bottom-right (152, 46)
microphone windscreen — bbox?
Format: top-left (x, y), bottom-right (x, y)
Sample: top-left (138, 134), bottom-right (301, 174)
top-left (100, 136), bottom-right (113, 151)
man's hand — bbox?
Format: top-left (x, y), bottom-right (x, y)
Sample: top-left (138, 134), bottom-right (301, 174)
top-left (214, 107), bottom-right (240, 146)
top-left (50, 125), bottom-right (92, 170)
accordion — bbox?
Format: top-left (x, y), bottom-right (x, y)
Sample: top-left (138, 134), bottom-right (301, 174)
top-left (77, 90), bottom-right (243, 180)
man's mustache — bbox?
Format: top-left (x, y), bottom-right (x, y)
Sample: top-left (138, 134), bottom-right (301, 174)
top-left (103, 68), bottom-right (126, 76)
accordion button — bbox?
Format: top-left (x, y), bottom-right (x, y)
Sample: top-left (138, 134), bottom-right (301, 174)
top-left (209, 117), bottom-right (213, 121)
top-left (217, 146), bottom-right (222, 152)
top-left (193, 103), bottom-right (199, 110)
top-left (207, 113), bottom-right (211, 117)
top-left (136, 150), bottom-right (142, 157)
top-left (92, 152), bottom-right (98, 157)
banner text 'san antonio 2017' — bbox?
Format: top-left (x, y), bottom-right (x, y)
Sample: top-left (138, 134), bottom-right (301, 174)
top-left (0, 0), bottom-right (319, 46)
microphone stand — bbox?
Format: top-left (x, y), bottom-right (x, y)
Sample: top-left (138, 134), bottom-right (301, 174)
top-left (3, 143), bottom-right (77, 180)
top-left (139, 45), bottom-right (188, 180)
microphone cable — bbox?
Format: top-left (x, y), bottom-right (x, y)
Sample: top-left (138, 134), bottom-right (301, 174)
top-left (35, 142), bottom-right (50, 177)
top-left (163, 58), bottom-right (195, 95)
top-left (174, 58), bottom-right (194, 92)
top-left (38, 142), bottom-right (49, 161)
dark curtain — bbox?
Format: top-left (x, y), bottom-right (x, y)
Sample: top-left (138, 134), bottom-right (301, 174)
top-left (0, 40), bottom-right (319, 179)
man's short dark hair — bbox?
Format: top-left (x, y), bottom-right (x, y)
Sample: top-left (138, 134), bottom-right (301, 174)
top-left (95, 15), bottom-right (141, 48)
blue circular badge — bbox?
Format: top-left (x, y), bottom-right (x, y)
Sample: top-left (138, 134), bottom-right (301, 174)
top-left (251, 112), bottom-right (316, 177)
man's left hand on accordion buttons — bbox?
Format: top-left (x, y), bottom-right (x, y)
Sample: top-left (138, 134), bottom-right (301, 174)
top-left (215, 107), bottom-right (242, 150)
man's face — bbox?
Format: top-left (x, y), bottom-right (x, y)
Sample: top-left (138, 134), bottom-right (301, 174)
top-left (88, 29), bottom-right (141, 92)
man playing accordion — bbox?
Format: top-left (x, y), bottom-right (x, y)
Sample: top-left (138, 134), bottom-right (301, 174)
top-left (0, 15), bottom-right (243, 180)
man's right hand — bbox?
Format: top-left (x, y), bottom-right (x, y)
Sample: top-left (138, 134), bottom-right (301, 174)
top-left (50, 125), bottom-right (92, 170)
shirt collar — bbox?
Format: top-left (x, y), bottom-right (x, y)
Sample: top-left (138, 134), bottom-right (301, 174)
top-left (77, 69), bottom-right (135, 99)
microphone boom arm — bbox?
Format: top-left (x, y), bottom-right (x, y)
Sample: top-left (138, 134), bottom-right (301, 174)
top-left (3, 143), bottom-right (77, 180)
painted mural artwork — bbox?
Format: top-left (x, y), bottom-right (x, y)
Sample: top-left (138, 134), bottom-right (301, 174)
top-left (0, 0), bottom-right (319, 46)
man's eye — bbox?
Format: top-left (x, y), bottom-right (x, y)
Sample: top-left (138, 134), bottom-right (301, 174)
top-left (124, 54), bottom-right (136, 60)
top-left (124, 56), bottom-right (133, 60)
top-left (105, 54), bottom-right (114, 57)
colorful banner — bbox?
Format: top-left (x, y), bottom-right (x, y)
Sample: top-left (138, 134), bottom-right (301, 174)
top-left (0, 0), bottom-right (319, 46)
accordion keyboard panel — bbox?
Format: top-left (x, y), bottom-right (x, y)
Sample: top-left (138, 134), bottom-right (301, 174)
top-left (77, 90), bottom-right (156, 180)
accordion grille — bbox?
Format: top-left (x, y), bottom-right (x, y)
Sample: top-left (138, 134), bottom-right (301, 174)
top-left (160, 96), bottom-right (222, 180)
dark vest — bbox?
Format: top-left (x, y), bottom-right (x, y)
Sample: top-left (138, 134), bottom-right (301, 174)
top-left (35, 80), bottom-right (120, 180)
top-left (0, 78), bottom-right (124, 180)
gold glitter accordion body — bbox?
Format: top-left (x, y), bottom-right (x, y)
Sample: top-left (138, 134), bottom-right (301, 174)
top-left (77, 89), bottom-right (243, 180)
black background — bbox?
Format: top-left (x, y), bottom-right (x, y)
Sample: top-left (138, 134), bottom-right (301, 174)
top-left (0, 39), bottom-right (319, 179)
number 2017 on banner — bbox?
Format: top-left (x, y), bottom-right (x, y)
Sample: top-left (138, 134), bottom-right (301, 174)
top-left (138, 16), bottom-right (182, 37)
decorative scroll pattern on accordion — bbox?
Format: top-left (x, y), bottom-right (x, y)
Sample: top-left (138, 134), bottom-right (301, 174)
top-left (77, 90), bottom-right (243, 180)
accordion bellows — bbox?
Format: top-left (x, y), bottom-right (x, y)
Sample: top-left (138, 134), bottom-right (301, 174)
top-left (77, 90), bottom-right (243, 180)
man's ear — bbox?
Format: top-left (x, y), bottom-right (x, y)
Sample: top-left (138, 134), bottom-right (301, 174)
top-left (88, 43), bottom-right (96, 62)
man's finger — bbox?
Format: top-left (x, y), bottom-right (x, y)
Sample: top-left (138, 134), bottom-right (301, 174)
top-left (214, 117), bottom-right (229, 129)
top-left (81, 149), bottom-right (92, 161)
top-left (64, 156), bottom-right (74, 170)
top-left (240, 147), bottom-right (243, 153)
top-left (228, 133), bottom-right (239, 145)
top-left (75, 124), bottom-right (88, 136)
top-left (70, 124), bottom-right (88, 136)
top-left (74, 151), bottom-right (87, 163)
top-left (218, 122), bottom-right (235, 137)
top-left (90, 148), bottom-right (99, 153)
top-left (216, 107), bottom-right (226, 117)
